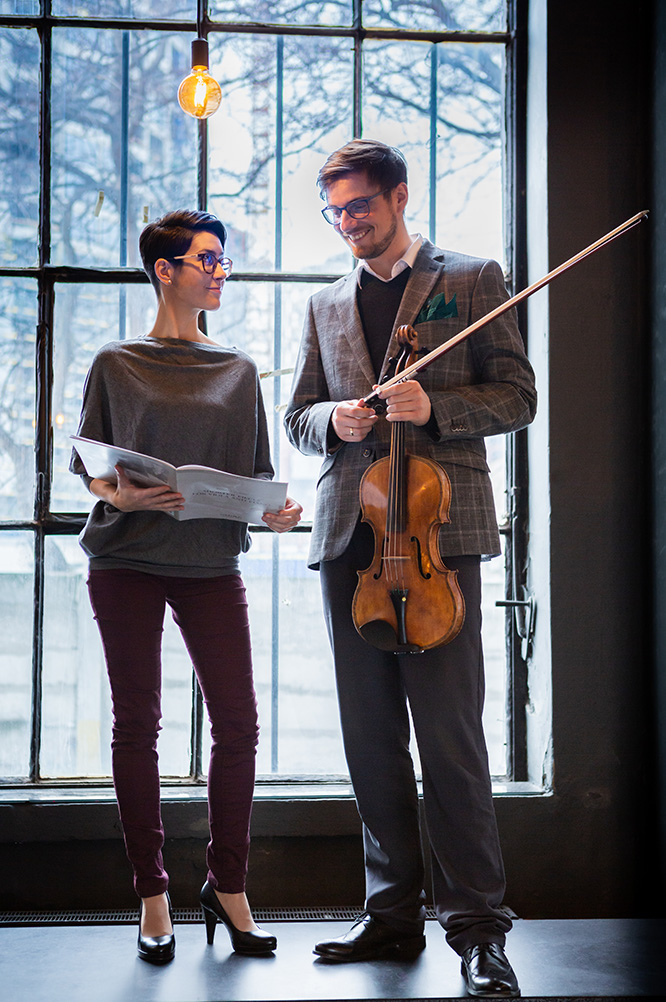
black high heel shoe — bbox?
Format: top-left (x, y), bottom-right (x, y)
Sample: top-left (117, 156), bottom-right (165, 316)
top-left (200, 881), bottom-right (276, 954)
top-left (138, 891), bottom-right (176, 965)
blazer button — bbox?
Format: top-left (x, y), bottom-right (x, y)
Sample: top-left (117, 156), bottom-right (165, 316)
top-left (362, 448), bottom-right (372, 458)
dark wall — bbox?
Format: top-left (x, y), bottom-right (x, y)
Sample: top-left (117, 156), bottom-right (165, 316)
top-left (0, 1), bottom-right (661, 919)
top-left (520, 0), bottom-right (654, 917)
top-left (652, 0), bottom-right (666, 893)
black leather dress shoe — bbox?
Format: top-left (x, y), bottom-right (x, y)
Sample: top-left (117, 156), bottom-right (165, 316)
top-left (461, 943), bottom-right (520, 997)
top-left (313, 912), bottom-right (426, 962)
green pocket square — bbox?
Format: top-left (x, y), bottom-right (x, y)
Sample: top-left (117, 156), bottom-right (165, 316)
top-left (415, 292), bottom-right (458, 324)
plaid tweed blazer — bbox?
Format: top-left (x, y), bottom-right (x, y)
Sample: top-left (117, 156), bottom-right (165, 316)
top-left (284, 240), bottom-right (537, 568)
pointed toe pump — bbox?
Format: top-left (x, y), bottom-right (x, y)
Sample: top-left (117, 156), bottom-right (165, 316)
top-left (200, 881), bottom-right (277, 954)
top-left (137, 892), bottom-right (176, 965)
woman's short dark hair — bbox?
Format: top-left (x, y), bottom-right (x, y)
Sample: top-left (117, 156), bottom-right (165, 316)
top-left (139, 209), bottom-right (228, 295)
top-left (316, 139), bottom-right (408, 198)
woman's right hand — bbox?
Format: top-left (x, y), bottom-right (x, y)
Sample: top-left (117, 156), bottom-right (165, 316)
top-left (90, 464), bottom-right (185, 513)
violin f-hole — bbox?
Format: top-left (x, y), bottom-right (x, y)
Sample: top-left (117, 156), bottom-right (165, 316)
top-left (410, 536), bottom-right (432, 580)
top-left (372, 536), bottom-right (387, 580)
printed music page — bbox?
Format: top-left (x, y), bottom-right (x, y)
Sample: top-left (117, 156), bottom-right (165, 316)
top-left (71, 435), bottom-right (287, 524)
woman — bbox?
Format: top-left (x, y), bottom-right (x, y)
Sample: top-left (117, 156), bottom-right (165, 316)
top-left (70, 209), bottom-right (302, 964)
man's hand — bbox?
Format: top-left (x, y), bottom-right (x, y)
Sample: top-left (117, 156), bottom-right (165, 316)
top-left (90, 464), bottom-right (185, 512)
top-left (331, 399), bottom-right (378, 442)
top-left (376, 379), bottom-right (432, 426)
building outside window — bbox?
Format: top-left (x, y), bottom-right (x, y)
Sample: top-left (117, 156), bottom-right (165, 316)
top-left (0, 0), bottom-right (528, 788)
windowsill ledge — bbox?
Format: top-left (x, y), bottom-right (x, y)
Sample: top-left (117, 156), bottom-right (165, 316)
top-left (0, 779), bottom-right (547, 805)
top-left (0, 781), bottom-right (550, 843)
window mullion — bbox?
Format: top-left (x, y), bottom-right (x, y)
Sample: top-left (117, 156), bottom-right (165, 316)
top-left (353, 0), bottom-right (362, 135)
top-left (29, 528), bottom-right (44, 782)
top-left (429, 44), bottom-right (438, 244)
top-left (270, 34), bottom-right (285, 773)
top-left (504, 0), bottom-right (530, 783)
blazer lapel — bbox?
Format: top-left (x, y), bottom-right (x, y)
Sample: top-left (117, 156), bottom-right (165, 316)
top-left (378, 241), bottom-right (445, 381)
top-left (333, 270), bottom-right (377, 389)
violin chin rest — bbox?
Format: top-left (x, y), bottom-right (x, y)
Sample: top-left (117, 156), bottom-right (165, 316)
top-left (358, 619), bottom-right (424, 655)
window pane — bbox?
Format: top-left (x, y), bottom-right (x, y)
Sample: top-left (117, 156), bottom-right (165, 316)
top-left (207, 278), bottom-right (331, 521)
top-left (51, 29), bottom-right (197, 268)
top-left (0, 1), bottom-right (39, 13)
top-left (363, 0), bottom-right (506, 31)
top-left (279, 35), bottom-right (354, 275)
top-left (52, 1), bottom-right (196, 17)
top-left (210, 1), bottom-right (353, 27)
top-left (0, 531), bottom-right (33, 780)
top-left (483, 431), bottom-right (508, 777)
top-left (482, 539), bottom-right (507, 778)
top-left (52, 276), bottom-right (332, 518)
top-left (40, 536), bottom-right (112, 778)
top-left (240, 531), bottom-right (347, 778)
top-left (208, 33), bottom-right (353, 274)
top-left (277, 281), bottom-right (333, 519)
top-left (52, 281), bottom-right (156, 511)
top-left (0, 27), bottom-right (40, 267)
top-left (363, 40), bottom-right (504, 264)
top-left (0, 277), bottom-right (37, 521)
top-left (40, 535), bottom-right (195, 778)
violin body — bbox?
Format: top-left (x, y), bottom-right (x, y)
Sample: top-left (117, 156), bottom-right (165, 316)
top-left (352, 432), bottom-right (466, 654)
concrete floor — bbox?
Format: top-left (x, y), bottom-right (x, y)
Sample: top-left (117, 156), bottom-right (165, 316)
top-left (0, 916), bottom-right (664, 1001)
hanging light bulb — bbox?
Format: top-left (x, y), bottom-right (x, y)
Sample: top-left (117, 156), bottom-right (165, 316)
top-left (177, 38), bottom-right (222, 119)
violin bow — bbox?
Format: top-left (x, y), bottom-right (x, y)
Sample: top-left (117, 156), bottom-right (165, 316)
top-left (361, 209), bottom-right (649, 410)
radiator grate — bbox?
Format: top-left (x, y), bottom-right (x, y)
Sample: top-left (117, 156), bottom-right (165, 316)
top-left (0, 906), bottom-right (440, 926)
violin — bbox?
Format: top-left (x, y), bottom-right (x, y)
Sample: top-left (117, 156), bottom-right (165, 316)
top-left (351, 324), bottom-right (466, 653)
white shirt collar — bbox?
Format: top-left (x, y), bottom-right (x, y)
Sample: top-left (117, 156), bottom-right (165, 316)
top-left (356, 234), bottom-right (423, 286)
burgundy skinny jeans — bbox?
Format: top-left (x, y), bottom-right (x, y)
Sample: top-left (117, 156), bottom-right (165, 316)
top-left (88, 568), bottom-right (259, 899)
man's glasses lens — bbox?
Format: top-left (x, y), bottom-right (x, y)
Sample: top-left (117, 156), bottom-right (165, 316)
top-left (321, 188), bottom-right (391, 226)
top-left (322, 199), bottom-right (371, 225)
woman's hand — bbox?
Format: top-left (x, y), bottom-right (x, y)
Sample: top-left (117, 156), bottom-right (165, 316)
top-left (262, 496), bottom-right (303, 533)
top-left (90, 465), bottom-right (185, 513)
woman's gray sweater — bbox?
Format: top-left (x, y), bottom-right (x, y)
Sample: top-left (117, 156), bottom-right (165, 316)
top-left (70, 336), bottom-right (274, 577)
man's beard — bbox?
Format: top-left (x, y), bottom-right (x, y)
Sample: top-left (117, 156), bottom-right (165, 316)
top-left (347, 214), bottom-right (398, 261)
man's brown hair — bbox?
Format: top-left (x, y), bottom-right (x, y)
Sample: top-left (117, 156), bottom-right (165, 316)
top-left (316, 139), bottom-right (408, 198)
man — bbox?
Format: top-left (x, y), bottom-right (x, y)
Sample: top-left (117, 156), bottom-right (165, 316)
top-left (284, 139), bottom-right (536, 997)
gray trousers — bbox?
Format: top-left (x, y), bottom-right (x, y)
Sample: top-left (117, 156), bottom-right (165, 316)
top-left (319, 520), bottom-right (511, 955)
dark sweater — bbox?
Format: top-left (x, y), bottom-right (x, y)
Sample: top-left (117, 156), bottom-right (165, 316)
top-left (356, 268), bottom-right (411, 378)
top-left (69, 337), bottom-right (274, 577)
top-left (356, 267), bottom-right (440, 439)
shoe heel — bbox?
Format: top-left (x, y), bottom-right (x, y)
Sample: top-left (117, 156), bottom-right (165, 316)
top-left (395, 934), bottom-right (426, 959)
top-left (202, 904), bottom-right (217, 945)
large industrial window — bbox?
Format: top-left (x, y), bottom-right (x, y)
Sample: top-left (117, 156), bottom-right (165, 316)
top-left (0, 0), bottom-right (529, 788)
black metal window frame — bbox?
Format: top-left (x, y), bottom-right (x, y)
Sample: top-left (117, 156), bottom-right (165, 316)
top-left (0, 0), bottom-right (530, 789)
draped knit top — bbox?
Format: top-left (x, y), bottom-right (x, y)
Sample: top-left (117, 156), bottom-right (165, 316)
top-left (69, 336), bottom-right (274, 577)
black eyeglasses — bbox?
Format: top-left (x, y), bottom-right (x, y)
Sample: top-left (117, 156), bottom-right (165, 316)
top-left (169, 251), bottom-right (233, 275)
top-left (321, 188), bottom-right (392, 225)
